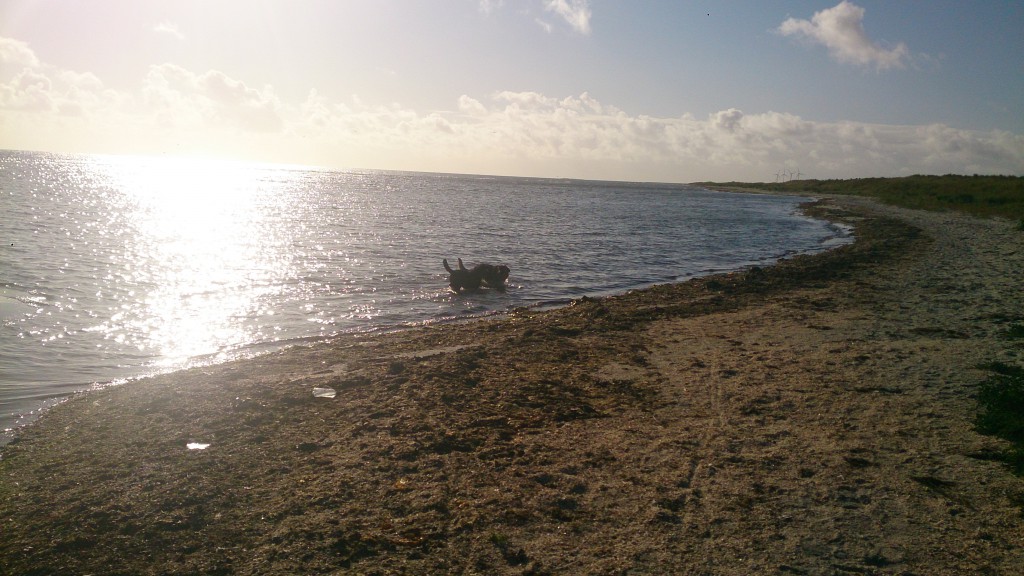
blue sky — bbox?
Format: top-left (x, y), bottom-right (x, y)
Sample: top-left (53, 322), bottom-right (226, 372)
top-left (1, 0), bottom-right (1021, 181)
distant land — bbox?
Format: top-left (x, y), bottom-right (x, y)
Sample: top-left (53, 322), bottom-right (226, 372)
top-left (695, 174), bottom-right (1024, 222)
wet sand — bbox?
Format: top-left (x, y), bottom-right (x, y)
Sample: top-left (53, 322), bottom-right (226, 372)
top-left (2, 196), bottom-right (1023, 575)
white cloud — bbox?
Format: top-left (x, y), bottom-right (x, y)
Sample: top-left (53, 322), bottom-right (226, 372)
top-left (457, 95), bottom-right (487, 116)
top-left (153, 21), bottom-right (185, 41)
top-left (477, 0), bottom-right (503, 14)
top-left (544, 0), bottom-right (592, 35)
top-left (142, 64), bottom-right (283, 132)
top-left (0, 37), bottom-right (117, 116)
top-left (1, 68), bottom-right (55, 112)
top-left (476, 1), bottom-right (589, 36)
top-left (0, 36), bottom-right (40, 69)
top-left (778, 1), bottom-right (909, 70)
top-left (711, 108), bottom-right (744, 133)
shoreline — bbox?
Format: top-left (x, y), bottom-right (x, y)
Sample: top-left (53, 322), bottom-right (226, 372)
top-left (2, 196), bottom-right (1023, 574)
top-left (0, 188), bottom-right (850, 445)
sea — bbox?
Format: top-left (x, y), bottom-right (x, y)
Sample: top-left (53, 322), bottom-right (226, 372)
top-left (0, 150), bottom-right (852, 442)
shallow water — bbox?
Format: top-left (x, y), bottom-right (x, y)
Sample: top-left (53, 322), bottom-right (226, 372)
top-left (0, 150), bottom-right (850, 440)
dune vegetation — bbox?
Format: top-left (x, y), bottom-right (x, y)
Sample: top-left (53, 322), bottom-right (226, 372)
top-left (976, 359), bottom-right (1024, 476)
top-left (698, 174), bottom-right (1024, 223)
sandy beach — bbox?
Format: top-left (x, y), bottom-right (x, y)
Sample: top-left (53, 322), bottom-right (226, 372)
top-left (2, 195), bottom-right (1022, 575)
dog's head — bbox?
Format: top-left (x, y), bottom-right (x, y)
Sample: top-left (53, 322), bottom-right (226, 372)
top-left (494, 265), bottom-right (510, 282)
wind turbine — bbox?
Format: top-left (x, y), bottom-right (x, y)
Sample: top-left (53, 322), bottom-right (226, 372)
top-left (775, 171), bottom-right (781, 182)
top-left (795, 169), bottom-right (803, 180)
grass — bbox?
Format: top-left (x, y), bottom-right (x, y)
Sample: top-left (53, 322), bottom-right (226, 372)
top-left (696, 175), bottom-right (1024, 222)
top-left (975, 362), bottom-right (1024, 475)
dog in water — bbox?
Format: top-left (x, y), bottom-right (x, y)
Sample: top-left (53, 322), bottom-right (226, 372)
top-left (443, 258), bottom-right (510, 293)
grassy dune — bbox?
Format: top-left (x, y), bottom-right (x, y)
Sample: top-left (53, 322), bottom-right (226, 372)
top-left (698, 174), bottom-right (1024, 222)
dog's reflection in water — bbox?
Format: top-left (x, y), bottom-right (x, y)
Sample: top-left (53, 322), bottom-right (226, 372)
top-left (443, 258), bottom-right (510, 293)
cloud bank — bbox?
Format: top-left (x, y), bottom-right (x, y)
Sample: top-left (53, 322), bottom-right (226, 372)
top-left (778, 1), bottom-right (909, 70)
top-left (1, 35), bottom-right (1020, 181)
top-left (143, 63), bottom-right (283, 132)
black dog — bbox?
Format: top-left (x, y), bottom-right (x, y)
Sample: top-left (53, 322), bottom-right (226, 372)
top-left (443, 258), bottom-right (510, 293)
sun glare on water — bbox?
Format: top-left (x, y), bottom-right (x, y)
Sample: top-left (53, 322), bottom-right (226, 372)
top-left (92, 155), bottom-right (301, 368)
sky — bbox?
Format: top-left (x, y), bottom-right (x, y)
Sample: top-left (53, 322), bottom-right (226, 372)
top-left (1, 0), bottom-right (1022, 182)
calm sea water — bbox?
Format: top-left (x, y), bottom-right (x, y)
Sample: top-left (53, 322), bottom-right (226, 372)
top-left (0, 150), bottom-right (850, 440)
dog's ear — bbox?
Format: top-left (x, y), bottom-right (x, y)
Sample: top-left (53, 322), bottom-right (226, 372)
top-left (443, 259), bottom-right (453, 273)
top-left (458, 258), bottom-right (467, 271)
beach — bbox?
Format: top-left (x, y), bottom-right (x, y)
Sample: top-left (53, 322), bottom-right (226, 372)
top-left (1, 195), bottom-right (1022, 574)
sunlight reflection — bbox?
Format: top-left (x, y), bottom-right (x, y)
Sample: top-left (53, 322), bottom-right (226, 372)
top-left (91, 156), bottom-right (299, 368)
